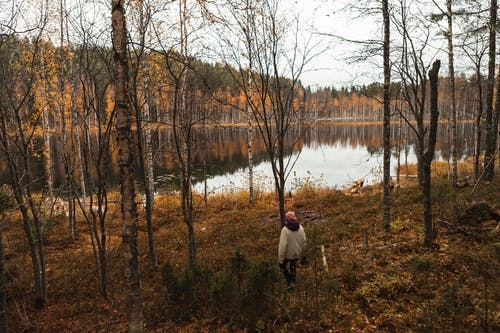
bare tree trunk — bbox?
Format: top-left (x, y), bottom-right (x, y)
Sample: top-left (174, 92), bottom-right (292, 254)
top-left (405, 123), bottom-right (409, 175)
top-left (447, 0), bottom-right (458, 187)
top-left (0, 228), bottom-right (7, 333)
top-left (0, 44), bottom-right (47, 311)
top-left (396, 105), bottom-right (402, 186)
top-left (397, 92), bottom-right (404, 184)
top-left (246, 1), bottom-right (255, 203)
top-left (74, 70), bottom-right (87, 214)
top-left (9, 165), bottom-right (48, 308)
top-left (90, 193), bottom-right (109, 298)
top-left (145, 103), bottom-right (155, 211)
top-left (422, 161), bottom-right (433, 247)
top-left (492, 68), bottom-right (500, 173)
top-left (27, 194), bottom-right (48, 307)
top-left (133, 90), bottom-right (158, 269)
top-left (144, 100), bottom-right (158, 267)
top-left (423, 60), bottom-right (441, 247)
top-left (474, 69), bottom-right (484, 181)
top-left (247, 106), bottom-right (254, 202)
top-left (42, 103), bottom-right (53, 198)
top-left (80, 69), bottom-right (112, 298)
top-left (2, 114), bottom-right (48, 308)
top-left (111, 0), bottom-right (143, 331)
top-left (20, 203), bottom-right (44, 307)
top-left (181, 95), bottom-right (196, 270)
top-left (131, 0), bottom-right (158, 268)
top-left (382, 0), bottom-right (391, 232)
top-left (98, 248), bottom-right (107, 298)
top-left (498, 125), bottom-right (500, 173)
top-left (76, 121), bottom-right (87, 210)
top-left (178, 0), bottom-right (196, 270)
top-left (58, 0), bottom-right (76, 240)
top-left (70, 121), bottom-right (82, 240)
top-left (41, 50), bottom-right (53, 200)
top-left (277, 159), bottom-right (286, 227)
top-left (483, 0), bottom-right (497, 181)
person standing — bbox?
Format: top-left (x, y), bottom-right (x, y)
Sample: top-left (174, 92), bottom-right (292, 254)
top-left (278, 211), bottom-right (306, 290)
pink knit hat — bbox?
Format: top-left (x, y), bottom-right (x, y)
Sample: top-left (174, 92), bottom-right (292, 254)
top-left (285, 211), bottom-right (297, 222)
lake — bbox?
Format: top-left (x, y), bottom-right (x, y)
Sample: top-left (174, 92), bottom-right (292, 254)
top-left (187, 122), bottom-right (473, 193)
top-left (0, 122), bottom-right (475, 194)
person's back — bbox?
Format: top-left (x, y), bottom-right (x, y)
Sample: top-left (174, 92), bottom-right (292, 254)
top-left (278, 211), bottom-right (306, 289)
top-left (278, 223), bottom-right (306, 263)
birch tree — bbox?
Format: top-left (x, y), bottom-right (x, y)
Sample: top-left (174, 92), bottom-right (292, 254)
top-left (176, 0), bottom-right (196, 268)
top-left (431, 0), bottom-right (458, 187)
top-left (129, 0), bottom-right (158, 267)
top-left (0, 189), bottom-right (13, 332)
top-left (459, 0), bottom-right (488, 181)
top-left (0, 227), bottom-right (6, 333)
top-left (394, 0), bottom-right (441, 246)
top-left (219, 0), bottom-right (257, 203)
top-left (218, 0), bottom-right (319, 225)
top-left (74, 36), bottom-right (114, 297)
top-left (40, 47), bottom-right (54, 201)
top-left (111, 0), bottom-right (143, 330)
top-left (319, 0), bottom-right (392, 231)
top-left (149, 0), bottom-right (216, 269)
top-left (57, 0), bottom-right (78, 241)
top-left (482, 0), bottom-right (497, 181)
top-left (382, 0), bottom-right (391, 232)
top-left (0, 35), bottom-right (48, 309)
top-left (446, 0), bottom-right (457, 187)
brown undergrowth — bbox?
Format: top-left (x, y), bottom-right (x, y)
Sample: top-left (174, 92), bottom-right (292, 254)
top-left (4, 163), bottom-right (500, 332)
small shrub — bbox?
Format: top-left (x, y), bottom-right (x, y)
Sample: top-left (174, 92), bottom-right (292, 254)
top-left (0, 186), bottom-right (15, 212)
top-left (182, 264), bottom-right (213, 305)
top-left (322, 276), bottom-right (341, 304)
top-left (143, 298), bottom-right (168, 329)
top-left (415, 300), bottom-right (438, 333)
top-left (291, 171), bottom-right (325, 195)
top-left (211, 270), bottom-right (239, 316)
top-left (472, 244), bottom-right (500, 332)
top-left (159, 261), bottom-right (214, 321)
top-left (210, 249), bottom-right (247, 319)
top-left (356, 272), bottom-right (414, 311)
top-left (437, 281), bottom-right (469, 319)
top-left (323, 276), bottom-right (340, 295)
top-left (240, 259), bottom-right (280, 329)
top-left (415, 281), bottom-right (473, 333)
top-left (229, 247), bottom-right (248, 289)
top-left (391, 217), bottom-right (410, 233)
top-left (161, 262), bottom-right (179, 298)
top-left (409, 255), bottom-right (436, 279)
top-left (338, 254), bottom-right (365, 291)
top-left (159, 254), bottom-right (281, 330)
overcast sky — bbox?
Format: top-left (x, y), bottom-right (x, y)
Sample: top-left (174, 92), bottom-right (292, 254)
top-left (295, 0), bottom-right (465, 89)
top-left (296, 0), bottom-right (384, 88)
top-left (0, 0), bottom-right (481, 89)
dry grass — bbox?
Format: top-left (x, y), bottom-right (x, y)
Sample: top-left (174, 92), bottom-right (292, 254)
top-left (4, 164), bottom-right (500, 332)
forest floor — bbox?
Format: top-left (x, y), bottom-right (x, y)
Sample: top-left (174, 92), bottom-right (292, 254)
top-left (4, 161), bottom-right (500, 332)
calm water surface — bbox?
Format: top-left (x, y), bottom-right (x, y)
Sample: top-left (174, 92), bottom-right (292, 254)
top-left (188, 122), bottom-right (472, 193)
top-left (0, 122), bottom-right (474, 193)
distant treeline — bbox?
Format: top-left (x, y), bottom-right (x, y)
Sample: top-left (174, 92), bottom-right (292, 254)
top-left (0, 35), bottom-right (482, 128)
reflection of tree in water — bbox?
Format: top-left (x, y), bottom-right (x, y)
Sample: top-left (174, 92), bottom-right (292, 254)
top-left (0, 122), bottom-right (475, 192)
top-left (152, 123), bottom-right (473, 190)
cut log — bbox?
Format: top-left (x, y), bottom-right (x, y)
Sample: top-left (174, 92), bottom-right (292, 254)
top-left (351, 178), bottom-right (364, 188)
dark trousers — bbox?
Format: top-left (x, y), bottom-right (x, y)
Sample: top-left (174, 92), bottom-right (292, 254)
top-left (281, 259), bottom-right (297, 286)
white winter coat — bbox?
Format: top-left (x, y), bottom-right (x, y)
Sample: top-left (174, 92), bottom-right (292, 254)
top-left (278, 225), bottom-right (306, 264)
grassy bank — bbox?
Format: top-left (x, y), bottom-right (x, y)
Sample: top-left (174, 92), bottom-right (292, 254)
top-left (4, 162), bottom-right (500, 332)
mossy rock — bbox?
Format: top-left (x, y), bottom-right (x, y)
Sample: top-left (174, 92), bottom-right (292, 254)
top-left (458, 202), bottom-right (500, 226)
